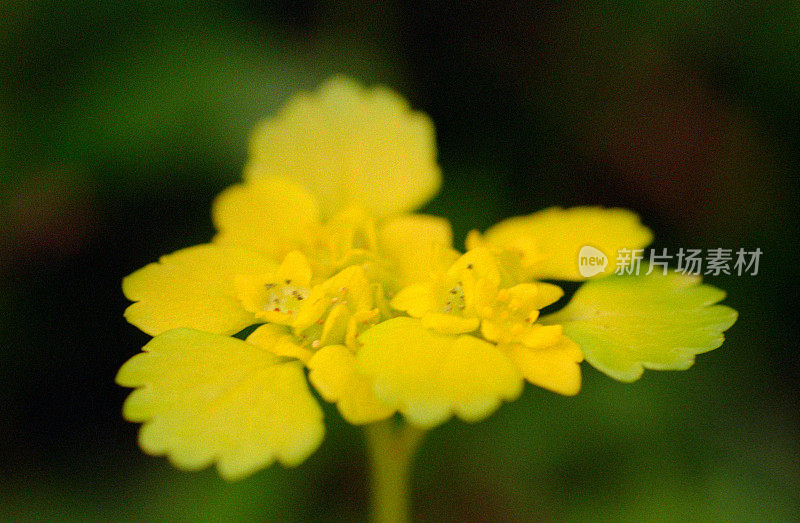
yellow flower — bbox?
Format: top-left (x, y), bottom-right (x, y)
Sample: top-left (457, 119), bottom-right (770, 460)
top-left (234, 251), bottom-right (313, 325)
top-left (385, 246), bottom-right (583, 404)
top-left (117, 76), bottom-right (737, 480)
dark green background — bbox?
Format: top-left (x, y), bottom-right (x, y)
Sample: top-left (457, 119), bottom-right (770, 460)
top-left (1, 1), bottom-right (798, 520)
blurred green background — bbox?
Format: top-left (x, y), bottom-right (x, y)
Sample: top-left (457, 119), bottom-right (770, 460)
top-left (1, 1), bottom-right (798, 520)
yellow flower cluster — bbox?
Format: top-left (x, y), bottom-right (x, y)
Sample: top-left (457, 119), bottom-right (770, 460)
top-left (117, 76), bottom-right (736, 480)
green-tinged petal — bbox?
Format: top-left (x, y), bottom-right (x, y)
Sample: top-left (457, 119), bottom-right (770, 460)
top-left (307, 345), bottom-right (394, 425)
top-left (116, 329), bottom-right (324, 480)
top-left (212, 176), bottom-right (321, 260)
top-left (482, 207), bottom-right (653, 280)
top-left (245, 76), bottom-right (441, 218)
top-left (123, 244), bottom-right (275, 336)
top-left (504, 335), bottom-right (583, 396)
top-left (541, 271), bottom-right (738, 382)
top-left (356, 317), bottom-right (522, 428)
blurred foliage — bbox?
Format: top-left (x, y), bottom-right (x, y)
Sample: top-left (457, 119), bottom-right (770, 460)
top-left (1, 0), bottom-right (798, 520)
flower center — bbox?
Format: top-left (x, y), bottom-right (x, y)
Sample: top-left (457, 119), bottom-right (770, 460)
top-left (441, 282), bottom-right (466, 314)
top-left (263, 279), bottom-right (310, 318)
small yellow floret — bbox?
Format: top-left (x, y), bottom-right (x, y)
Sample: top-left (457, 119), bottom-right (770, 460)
top-left (234, 251), bottom-right (314, 324)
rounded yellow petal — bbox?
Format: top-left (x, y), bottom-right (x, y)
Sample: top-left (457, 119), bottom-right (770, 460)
top-left (245, 76), bottom-right (441, 217)
top-left (505, 282), bottom-right (565, 311)
top-left (483, 207), bottom-right (653, 280)
top-left (212, 176), bottom-right (321, 260)
top-left (390, 283), bottom-right (437, 317)
top-left (123, 244), bottom-right (275, 336)
top-left (116, 328), bottom-right (325, 480)
top-left (356, 317), bottom-right (522, 428)
top-left (307, 345), bottom-right (394, 425)
top-left (505, 336), bottom-right (583, 396)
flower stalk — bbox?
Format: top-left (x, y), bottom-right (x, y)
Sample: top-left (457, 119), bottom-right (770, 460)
top-left (365, 420), bottom-right (426, 523)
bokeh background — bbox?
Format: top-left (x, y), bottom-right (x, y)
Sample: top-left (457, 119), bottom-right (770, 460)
top-left (2, 1), bottom-right (798, 520)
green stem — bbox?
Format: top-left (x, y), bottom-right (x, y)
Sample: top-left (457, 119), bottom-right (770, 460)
top-left (364, 420), bottom-right (426, 523)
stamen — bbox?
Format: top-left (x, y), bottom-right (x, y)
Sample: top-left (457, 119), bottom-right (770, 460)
top-left (261, 281), bottom-right (310, 317)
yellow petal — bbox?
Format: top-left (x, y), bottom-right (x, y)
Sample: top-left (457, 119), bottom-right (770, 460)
top-left (483, 207), bottom-right (653, 280)
top-left (517, 324), bottom-right (565, 349)
top-left (378, 213), bottom-right (457, 288)
top-left (307, 345), bottom-right (394, 425)
top-left (421, 312), bottom-right (480, 335)
top-left (212, 176), bottom-right (321, 260)
top-left (465, 230), bottom-right (529, 287)
top-left (320, 303), bottom-right (349, 345)
top-left (116, 328), bottom-right (324, 480)
top-left (390, 283), bottom-right (437, 317)
top-left (123, 244), bottom-right (275, 336)
top-left (471, 277), bottom-right (501, 315)
top-left (505, 282), bottom-right (564, 311)
top-left (356, 317), bottom-right (522, 428)
top-left (246, 324), bottom-right (313, 363)
top-left (345, 308), bottom-right (380, 349)
top-left (505, 335), bottom-right (583, 396)
top-left (480, 319), bottom-right (506, 344)
top-left (446, 247), bottom-right (501, 286)
top-left (245, 76), bottom-right (441, 218)
top-left (277, 251), bottom-right (314, 287)
top-left (294, 265), bottom-right (372, 333)
top-left (234, 251), bottom-right (314, 325)
top-left (321, 206), bottom-right (379, 268)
